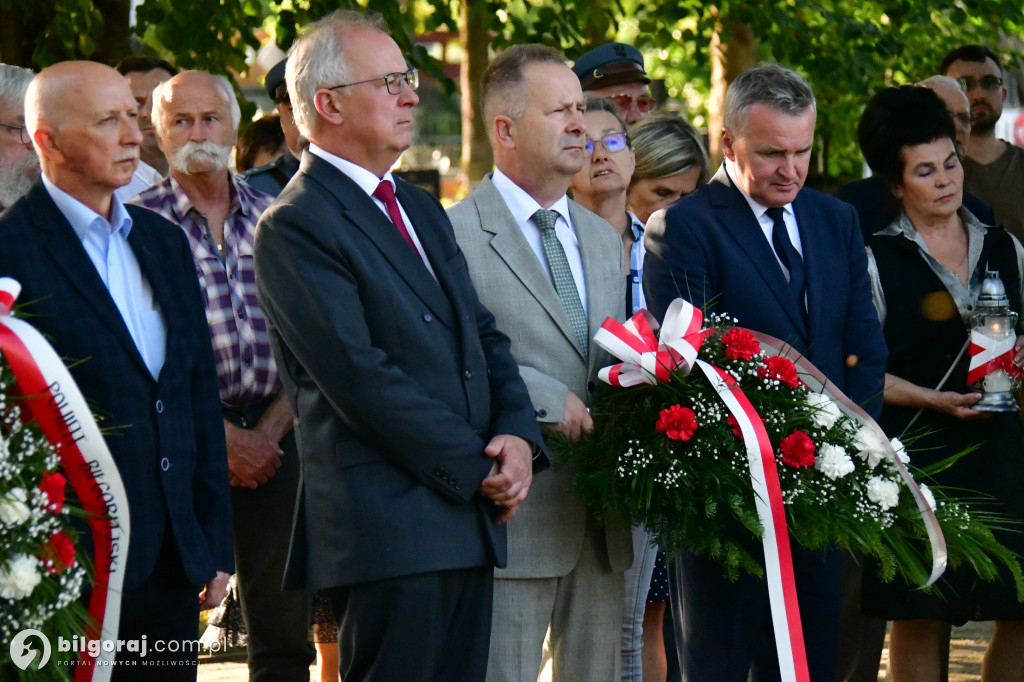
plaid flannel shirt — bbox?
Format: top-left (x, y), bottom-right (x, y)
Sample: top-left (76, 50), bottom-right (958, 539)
top-left (134, 174), bottom-right (279, 405)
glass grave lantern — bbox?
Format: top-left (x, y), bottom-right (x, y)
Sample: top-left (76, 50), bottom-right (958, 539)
top-left (968, 270), bottom-right (1021, 412)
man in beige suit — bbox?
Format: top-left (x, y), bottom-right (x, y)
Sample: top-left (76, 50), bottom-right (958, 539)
top-left (448, 44), bottom-right (632, 681)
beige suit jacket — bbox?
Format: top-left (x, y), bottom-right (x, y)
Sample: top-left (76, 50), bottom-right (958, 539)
top-left (448, 175), bottom-right (633, 578)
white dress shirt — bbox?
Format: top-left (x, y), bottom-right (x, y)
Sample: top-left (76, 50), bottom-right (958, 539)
top-left (308, 144), bottom-right (436, 279)
top-left (490, 168), bottom-right (589, 317)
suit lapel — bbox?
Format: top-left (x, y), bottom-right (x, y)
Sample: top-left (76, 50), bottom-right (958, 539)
top-left (709, 167), bottom-right (808, 338)
top-left (304, 156), bottom-right (456, 332)
top-left (569, 200), bottom-right (614, 370)
top-left (30, 186), bottom-right (153, 377)
top-left (128, 220), bottom-right (183, 384)
top-left (792, 194), bottom-right (826, 343)
top-left (473, 177), bottom-right (585, 360)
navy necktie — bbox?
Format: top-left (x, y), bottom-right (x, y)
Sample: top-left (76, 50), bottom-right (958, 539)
top-left (766, 206), bottom-right (805, 308)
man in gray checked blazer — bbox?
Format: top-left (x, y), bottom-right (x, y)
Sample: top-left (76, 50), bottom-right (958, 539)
top-left (449, 44), bottom-right (633, 682)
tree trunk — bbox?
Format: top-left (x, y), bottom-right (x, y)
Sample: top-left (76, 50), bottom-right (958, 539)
top-left (707, 16), bottom-right (756, 165)
top-left (458, 0), bottom-right (493, 192)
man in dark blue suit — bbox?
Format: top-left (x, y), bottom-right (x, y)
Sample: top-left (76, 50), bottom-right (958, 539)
top-left (253, 11), bottom-right (544, 682)
top-left (0, 61), bottom-right (233, 680)
top-left (644, 64), bottom-right (886, 681)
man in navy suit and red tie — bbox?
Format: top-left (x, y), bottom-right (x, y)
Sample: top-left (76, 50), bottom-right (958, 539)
top-left (644, 64), bottom-right (886, 681)
top-left (0, 61), bottom-right (233, 679)
top-left (253, 10), bottom-right (544, 682)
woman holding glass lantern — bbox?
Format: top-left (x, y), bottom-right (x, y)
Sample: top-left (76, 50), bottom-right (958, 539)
top-left (859, 85), bottom-right (1024, 681)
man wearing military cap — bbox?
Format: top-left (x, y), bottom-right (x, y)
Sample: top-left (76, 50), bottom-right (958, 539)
top-left (572, 42), bottom-right (654, 125)
top-left (239, 57), bottom-right (303, 197)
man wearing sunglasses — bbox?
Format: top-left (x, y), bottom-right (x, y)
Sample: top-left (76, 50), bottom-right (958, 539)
top-left (0, 63), bottom-right (39, 211)
top-left (941, 44), bottom-right (1024, 239)
top-left (254, 10), bottom-right (544, 681)
top-left (572, 42), bottom-right (655, 126)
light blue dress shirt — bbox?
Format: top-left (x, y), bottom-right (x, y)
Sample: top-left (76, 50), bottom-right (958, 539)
top-left (42, 175), bottom-right (166, 378)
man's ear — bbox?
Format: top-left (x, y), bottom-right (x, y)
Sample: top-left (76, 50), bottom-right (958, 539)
top-left (32, 129), bottom-right (63, 165)
top-left (721, 128), bottom-right (736, 162)
top-left (493, 115), bottom-right (515, 151)
top-left (314, 90), bottom-right (344, 126)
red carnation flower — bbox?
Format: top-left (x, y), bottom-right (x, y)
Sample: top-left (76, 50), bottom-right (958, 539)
top-left (779, 430), bottom-right (816, 468)
top-left (39, 472), bottom-right (67, 512)
top-left (726, 414), bottom-right (743, 439)
top-left (655, 405), bottom-right (699, 442)
top-left (759, 355), bottom-right (801, 389)
top-left (722, 329), bottom-right (761, 361)
top-left (44, 531), bottom-right (76, 573)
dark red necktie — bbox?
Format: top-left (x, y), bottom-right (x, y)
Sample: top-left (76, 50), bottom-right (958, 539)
top-left (373, 180), bottom-right (416, 250)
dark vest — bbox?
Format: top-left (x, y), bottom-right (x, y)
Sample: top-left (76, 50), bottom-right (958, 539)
top-left (870, 225), bottom-right (1021, 436)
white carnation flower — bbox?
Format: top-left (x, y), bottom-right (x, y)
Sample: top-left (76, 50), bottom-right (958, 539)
top-left (0, 554), bottom-right (41, 600)
top-left (867, 476), bottom-right (900, 510)
top-left (0, 487), bottom-right (31, 525)
top-left (806, 392), bottom-right (842, 429)
top-left (918, 484), bottom-right (936, 511)
top-left (853, 426), bottom-right (888, 469)
top-left (890, 437), bottom-right (910, 465)
top-left (815, 443), bottom-right (855, 479)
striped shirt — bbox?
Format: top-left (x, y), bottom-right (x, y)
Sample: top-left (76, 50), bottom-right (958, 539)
top-left (134, 174), bottom-right (279, 404)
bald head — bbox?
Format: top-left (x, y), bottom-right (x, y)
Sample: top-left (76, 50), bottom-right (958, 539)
top-left (25, 61), bottom-right (141, 216)
top-left (918, 75), bottom-right (971, 158)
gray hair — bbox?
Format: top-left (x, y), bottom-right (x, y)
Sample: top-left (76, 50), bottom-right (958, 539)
top-left (482, 44), bottom-right (568, 124)
top-left (629, 112), bottom-right (711, 186)
top-left (583, 97), bottom-right (628, 136)
top-left (286, 10), bottom-right (388, 138)
top-left (723, 64), bottom-right (816, 134)
top-left (0, 64), bottom-right (35, 112)
top-left (917, 74), bottom-right (962, 93)
top-left (151, 71), bottom-right (241, 139)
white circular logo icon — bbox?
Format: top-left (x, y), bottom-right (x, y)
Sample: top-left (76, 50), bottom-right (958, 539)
top-left (9, 629), bottom-right (51, 670)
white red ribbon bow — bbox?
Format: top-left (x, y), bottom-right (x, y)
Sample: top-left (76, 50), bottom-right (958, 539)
top-left (0, 278), bottom-right (130, 682)
top-left (594, 298), bottom-right (948, 682)
top-left (967, 330), bottom-right (1022, 385)
top-left (595, 299), bottom-right (708, 386)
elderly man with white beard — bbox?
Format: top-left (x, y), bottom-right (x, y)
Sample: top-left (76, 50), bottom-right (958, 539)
top-left (133, 70), bottom-right (315, 681)
top-left (0, 63), bottom-right (40, 211)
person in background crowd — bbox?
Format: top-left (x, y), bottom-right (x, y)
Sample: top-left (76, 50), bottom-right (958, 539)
top-left (255, 11), bottom-right (544, 681)
top-left (114, 56), bottom-right (176, 200)
top-left (0, 60), bottom-right (232, 680)
top-left (0, 63), bottom-right (39, 211)
top-left (133, 69), bottom-right (314, 682)
top-left (573, 42), bottom-right (655, 126)
top-left (236, 114), bottom-right (287, 172)
top-left (858, 83), bottom-right (1024, 682)
top-left (622, 110), bottom-right (711, 682)
top-left (940, 45), bottom-right (1024, 240)
top-left (449, 44), bottom-right (632, 682)
top-left (240, 57), bottom-right (303, 197)
top-left (627, 112), bottom-right (711, 225)
top-left (644, 63), bottom-right (886, 682)
top-left (837, 76), bottom-right (995, 241)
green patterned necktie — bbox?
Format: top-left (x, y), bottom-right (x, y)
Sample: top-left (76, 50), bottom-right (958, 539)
top-left (533, 209), bottom-right (589, 358)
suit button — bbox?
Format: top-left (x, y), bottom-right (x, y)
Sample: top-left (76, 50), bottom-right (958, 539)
top-left (455, 483), bottom-right (462, 491)
top-left (155, 400), bottom-right (164, 414)
top-left (463, 369), bottom-right (472, 380)
top-left (423, 313), bottom-right (433, 323)
top-left (160, 457), bottom-right (170, 471)
top-left (536, 409), bottom-right (547, 419)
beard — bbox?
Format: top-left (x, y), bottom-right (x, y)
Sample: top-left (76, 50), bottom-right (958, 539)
top-left (0, 151), bottom-right (39, 209)
top-left (971, 104), bottom-right (1000, 134)
top-left (169, 139), bottom-right (233, 175)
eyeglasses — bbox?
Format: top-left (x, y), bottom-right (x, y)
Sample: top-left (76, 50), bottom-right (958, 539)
top-left (958, 75), bottom-right (1003, 92)
top-left (608, 93), bottom-right (655, 116)
top-left (0, 122), bottom-right (29, 145)
top-left (584, 132), bottom-right (629, 156)
top-left (327, 68), bottom-right (419, 96)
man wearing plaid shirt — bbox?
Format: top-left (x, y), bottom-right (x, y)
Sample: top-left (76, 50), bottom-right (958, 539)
top-left (134, 70), bottom-right (314, 681)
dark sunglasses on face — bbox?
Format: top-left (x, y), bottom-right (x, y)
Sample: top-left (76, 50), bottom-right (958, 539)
top-left (958, 75), bottom-right (1003, 92)
top-left (584, 132), bottom-right (629, 156)
top-left (609, 93), bottom-right (655, 115)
